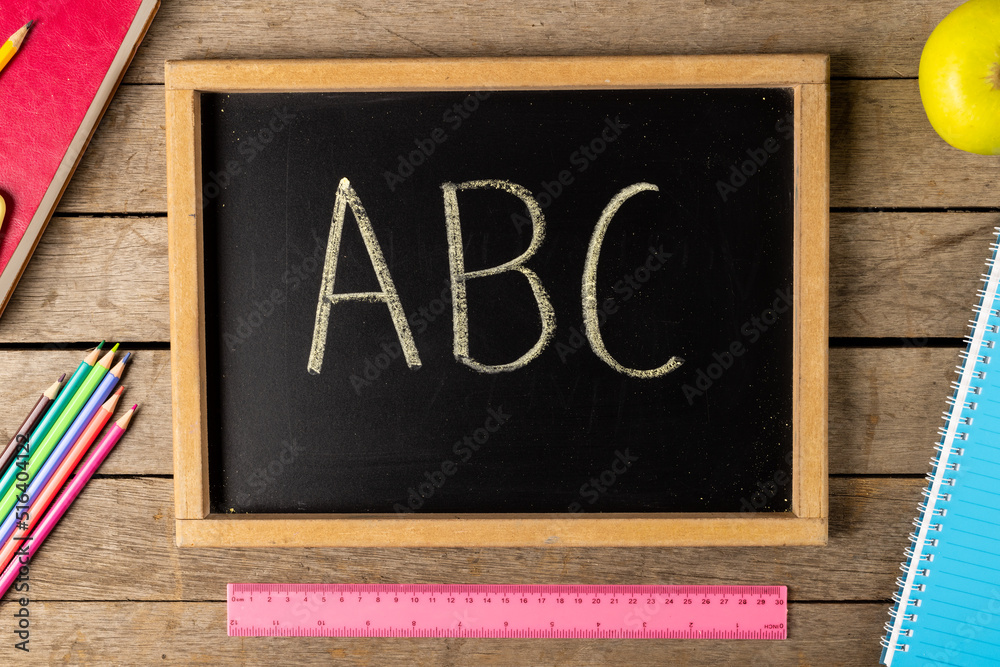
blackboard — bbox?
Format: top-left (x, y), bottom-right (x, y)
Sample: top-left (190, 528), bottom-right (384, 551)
top-left (166, 57), bottom-right (829, 547)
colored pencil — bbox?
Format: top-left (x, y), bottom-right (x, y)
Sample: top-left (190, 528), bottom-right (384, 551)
top-left (4, 352), bottom-right (129, 532)
top-left (0, 21), bottom-right (33, 75)
top-left (0, 373), bottom-right (65, 478)
top-left (0, 345), bottom-right (116, 523)
top-left (29, 344), bottom-right (103, 448)
top-left (0, 389), bottom-right (123, 573)
top-left (0, 405), bottom-right (137, 601)
top-left (0, 344), bottom-right (103, 520)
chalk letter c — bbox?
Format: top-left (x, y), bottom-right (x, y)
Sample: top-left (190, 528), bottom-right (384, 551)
top-left (582, 182), bottom-right (684, 378)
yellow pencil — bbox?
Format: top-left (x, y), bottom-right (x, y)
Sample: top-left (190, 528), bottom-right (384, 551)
top-left (0, 21), bottom-right (33, 75)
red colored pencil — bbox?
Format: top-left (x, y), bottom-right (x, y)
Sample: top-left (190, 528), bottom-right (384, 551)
top-left (0, 373), bottom-right (65, 478)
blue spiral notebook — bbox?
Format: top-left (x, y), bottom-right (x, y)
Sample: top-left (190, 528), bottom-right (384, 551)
top-left (882, 229), bottom-right (1000, 665)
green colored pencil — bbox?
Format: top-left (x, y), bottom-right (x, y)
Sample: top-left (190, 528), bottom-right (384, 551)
top-left (31, 342), bottom-right (103, 446)
top-left (0, 343), bottom-right (103, 513)
top-left (0, 344), bottom-right (117, 522)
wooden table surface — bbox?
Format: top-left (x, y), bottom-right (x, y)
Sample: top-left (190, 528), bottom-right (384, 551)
top-left (0, 1), bottom-right (993, 664)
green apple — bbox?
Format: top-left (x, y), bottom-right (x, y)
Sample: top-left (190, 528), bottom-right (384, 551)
top-left (918, 0), bottom-right (1000, 155)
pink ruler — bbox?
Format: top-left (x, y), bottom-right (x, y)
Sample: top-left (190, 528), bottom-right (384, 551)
top-left (228, 584), bottom-right (787, 639)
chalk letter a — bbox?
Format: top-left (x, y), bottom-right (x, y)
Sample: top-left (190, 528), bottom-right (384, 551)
top-left (308, 178), bottom-right (421, 375)
top-left (582, 183), bottom-right (684, 378)
top-left (442, 180), bottom-right (556, 373)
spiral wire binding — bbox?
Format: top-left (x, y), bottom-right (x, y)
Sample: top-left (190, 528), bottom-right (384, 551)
top-left (880, 228), bottom-right (1000, 664)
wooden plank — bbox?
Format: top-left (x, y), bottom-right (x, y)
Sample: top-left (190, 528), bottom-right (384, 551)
top-left (830, 80), bottom-right (1000, 208)
top-left (59, 81), bottom-right (1000, 215)
top-left (830, 211), bottom-right (990, 339)
top-left (126, 0), bottom-right (953, 83)
top-left (10, 478), bottom-right (915, 601)
top-left (0, 218), bottom-right (168, 343)
top-left (830, 347), bottom-right (957, 475)
top-left (7, 600), bottom-right (886, 664)
top-left (58, 87), bottom-right (165, 215)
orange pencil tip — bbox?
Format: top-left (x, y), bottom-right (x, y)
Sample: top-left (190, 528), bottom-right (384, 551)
top-left (114, 386), bottom-right (124, 396)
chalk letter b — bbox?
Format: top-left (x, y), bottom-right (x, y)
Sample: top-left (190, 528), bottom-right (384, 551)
top-left (441, 180), bottom-right (556, 373)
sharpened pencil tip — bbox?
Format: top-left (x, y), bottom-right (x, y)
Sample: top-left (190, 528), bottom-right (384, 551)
top-left (102, 388), bottom-right (123, 411)
top-left (58, 373), bottom-right (66, 382)
top-left (121, 352), bottom-right (132, 364)
top-left (115, 403), bottom-right (138, 429)
top-left (111, 342), bottom-right (120, 352)
top-left (25, 20), bottom-right (34, 31)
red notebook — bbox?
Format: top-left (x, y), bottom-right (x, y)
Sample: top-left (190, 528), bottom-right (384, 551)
top-left (0, 0), bottom-right (159, 317)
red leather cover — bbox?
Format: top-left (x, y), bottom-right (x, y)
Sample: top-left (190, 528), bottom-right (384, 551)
top-left (0, 0), bottom-right (145, 275)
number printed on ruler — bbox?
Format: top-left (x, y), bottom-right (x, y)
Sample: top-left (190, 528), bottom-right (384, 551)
top-left (227, 584), bottom-right (787, 639)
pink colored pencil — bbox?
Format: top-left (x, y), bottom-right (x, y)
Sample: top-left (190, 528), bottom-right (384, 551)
top-left (0, 405), bottom-right (136, 600)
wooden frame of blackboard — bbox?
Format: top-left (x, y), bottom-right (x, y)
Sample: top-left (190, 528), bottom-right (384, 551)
top-left (165, 56), bottom-right (829, 547)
